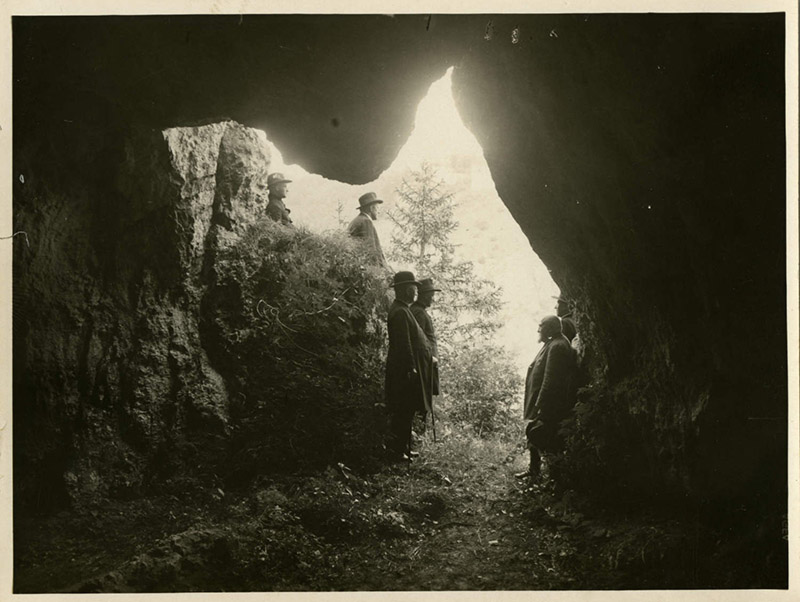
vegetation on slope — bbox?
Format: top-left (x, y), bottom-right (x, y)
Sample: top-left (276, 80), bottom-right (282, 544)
top-left (200, 219), bottom-right (392, 482)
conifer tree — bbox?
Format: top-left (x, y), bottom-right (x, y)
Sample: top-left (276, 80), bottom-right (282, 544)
top-left (387, 161), bottom-right (520, 436)
top-left (387, 161), bottom-right (503, 351)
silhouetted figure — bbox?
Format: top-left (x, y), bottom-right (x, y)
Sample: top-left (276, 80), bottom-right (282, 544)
top-left (555, 294), bottom-right (589, 383)
top-left (555, 295), bottom-right (577, 343)
top-left (516, 315), bottom-right (576, 480)
top-left (385, 271), bottom-right (432, 462)
top-left (411, 277), bottom-right (441, 440)
top-left (348, 192), bottom-right (387, 268)
top-left (265, 172), bottom-right (293, 225)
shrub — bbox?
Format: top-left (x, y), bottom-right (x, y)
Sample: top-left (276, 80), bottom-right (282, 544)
top-left (437, 344), bottom-right (522, 439)
top-left (201, 219), bottom-right (392, 482)
top-left (554, 372), bottom-right (695, 507)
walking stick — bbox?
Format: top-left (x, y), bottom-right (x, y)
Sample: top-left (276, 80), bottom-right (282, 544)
top-left (430, 364), bottom-right (437, 443)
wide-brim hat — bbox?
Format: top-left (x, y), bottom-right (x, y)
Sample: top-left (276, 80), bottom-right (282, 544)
top-left (390, 271), bottom-right (420, 288)
top-left (417, 278), bottom-right (441, 293)
top-left (267, 172), bottom-right (293, 187)
top-left (358, 192), bottom-right (384, 209)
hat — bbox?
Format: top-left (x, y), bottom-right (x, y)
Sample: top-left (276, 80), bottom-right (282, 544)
top-left (390, 271), bottom-right (420, 288)
top-left (267, 173), bottom-right (292, 188)
top-left (417, 278), bottom-right (441, 293)
top-left (358, 192), bottom-right (384, 210)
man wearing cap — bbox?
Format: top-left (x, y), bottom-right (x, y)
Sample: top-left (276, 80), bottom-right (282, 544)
top-left (515, 315), bottom-right (576, 481)
top-left (411, 277), bottom-right (441, 404)
top-left (265, 173), bottom-right (294, 226)
top-left (348, 192), bottom-right (387, 268)
top-left (385, 271), bottom-right (432, 462)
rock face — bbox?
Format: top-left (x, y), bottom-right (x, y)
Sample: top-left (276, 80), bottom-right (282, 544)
top-left (13, 14), bottom-right (787, 510)
top-left (450, 14), bottom-right (787, 505)
top-left (14, 121), bottom-right (270, 506)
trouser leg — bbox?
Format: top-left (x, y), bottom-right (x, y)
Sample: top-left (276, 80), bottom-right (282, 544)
top-left (415, 411), bottom-right (428, 436)
top-left (389, 407), bottom-right (414, 457)
top-left (388, 409), bottom-right (403, 456)
top-left (402, 408), bottom-right (414, 454)
top-left (525, 421), bottom-right (543, 476)
top-left (529, 447), bottom-right (541, 476)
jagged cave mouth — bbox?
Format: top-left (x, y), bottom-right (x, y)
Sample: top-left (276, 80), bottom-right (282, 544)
top-left (266, 67), bottom-right (560, 374)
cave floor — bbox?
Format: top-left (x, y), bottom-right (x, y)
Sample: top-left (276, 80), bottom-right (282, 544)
top-left (14, 431), bottom-right (786, 592)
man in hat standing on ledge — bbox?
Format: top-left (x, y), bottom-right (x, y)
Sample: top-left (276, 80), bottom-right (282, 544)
top-left (348, 192), bottom-right (387, 268)
top-left (265, 172), bottom-right (294, 226)
top-left (385, 271), bottom-right (432, 462)
top-left (411, 278), bottom-right (441, 430)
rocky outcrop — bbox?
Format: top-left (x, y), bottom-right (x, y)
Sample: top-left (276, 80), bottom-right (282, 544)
top-left (13, 117), bottom-right (390, 508)
top-left (13, 121), bottom-right (270, 507)
top-left (448, 14), bottom-right (787, 504)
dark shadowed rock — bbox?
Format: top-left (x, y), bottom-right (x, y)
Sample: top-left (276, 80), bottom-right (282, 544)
top-left (14, 121), bottom-right (273, 506)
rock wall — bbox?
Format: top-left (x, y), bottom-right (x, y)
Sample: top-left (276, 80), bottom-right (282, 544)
top-left (13, 121), bottom-right (270, 507)
top-left (455, 14), bottom-right (787, 504)
top-left (450, 14), bottom-right (787, 505)
top-left (13, 14), bottom-right (788, 508)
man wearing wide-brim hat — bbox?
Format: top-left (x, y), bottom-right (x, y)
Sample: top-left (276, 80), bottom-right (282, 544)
top-left (411, 278), bottom-right (442, 400)
top-left (385, 271), bottom-right (433, 461)
top-left (347, 192), bottom-right (387, 268)
top-left (265, 172), bottom-right (294, 226)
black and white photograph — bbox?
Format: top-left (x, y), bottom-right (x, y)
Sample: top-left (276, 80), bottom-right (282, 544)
top-left (4, 1), bottom-right (798, 597)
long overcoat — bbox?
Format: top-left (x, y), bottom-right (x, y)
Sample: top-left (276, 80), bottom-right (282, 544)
top-left (523, 334), bottom-right (576, 424)
top-left (348, 213), bottom-right (387, 267)
top-left (410, 302), bottom-right (439, 396)
top-left (386, 299), bottom-right (432, 413)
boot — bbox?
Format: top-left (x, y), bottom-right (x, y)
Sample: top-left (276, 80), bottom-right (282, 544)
top-left (514, 449), bottom-right (541, 479)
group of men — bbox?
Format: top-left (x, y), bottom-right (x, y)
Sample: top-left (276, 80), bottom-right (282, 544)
top-left (262, 174), bottom-right (434, 461)
top-left (513, 297), bottom-right (580, 481)
top-left (263, 172), bottom-right (579, 478)
top-left (262, 172), bottom-right (388, 268)
top-left (385, 271), bottom-right (440, 462)
top-left (382, 267), bottom-right (580, 476)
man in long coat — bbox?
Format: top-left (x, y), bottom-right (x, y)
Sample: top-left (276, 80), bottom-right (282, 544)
top-left (385, 271), bottom-right (432, 461)
top-left (348, 192), bottom-right (387, 268)
top-left (516, 315), bottom-right (577, 480)
top-left (410, 277), bottom-right (441, 412)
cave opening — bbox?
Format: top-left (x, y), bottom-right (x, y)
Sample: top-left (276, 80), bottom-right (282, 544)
top-left (264, 67), bottom-right (560, 376)
top-left (10, 12), bottom-right (790, 591)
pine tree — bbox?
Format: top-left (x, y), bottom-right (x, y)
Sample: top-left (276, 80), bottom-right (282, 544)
top-left (387, 161), bottom-right (521, 437)
top-left (387, 161), bottom-right (503, 352)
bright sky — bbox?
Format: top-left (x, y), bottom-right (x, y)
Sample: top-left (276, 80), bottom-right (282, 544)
top-left (265, 68), bottom-right (560, 374)
top-left (392, 68), bottom-right (485, 169)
